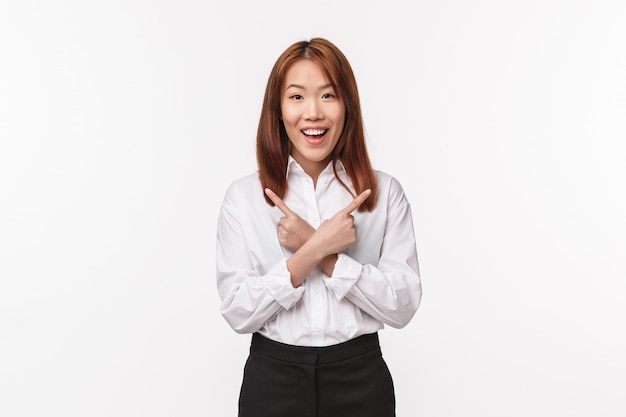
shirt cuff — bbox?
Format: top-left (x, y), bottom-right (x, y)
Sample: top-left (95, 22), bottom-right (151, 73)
top-left (263, 258), bottom-right (304, 309)
top-left (323, 254), bottom-right (363, 300)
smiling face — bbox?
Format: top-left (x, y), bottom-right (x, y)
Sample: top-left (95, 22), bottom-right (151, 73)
top-left (281, 59), bottom-right (345, 180)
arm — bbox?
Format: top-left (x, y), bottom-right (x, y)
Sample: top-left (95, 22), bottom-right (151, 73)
top-left (264, 188), bottom-right (371, 286)
top-left (216, 185), bottom-right (371, 333)
top-left (324, 178), bottom-right (422, 328)
top-left (216, 188), bottom-right (304, 334)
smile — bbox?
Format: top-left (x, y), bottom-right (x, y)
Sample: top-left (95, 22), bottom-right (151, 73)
top-left (301, 128), bottom-right (328, 145)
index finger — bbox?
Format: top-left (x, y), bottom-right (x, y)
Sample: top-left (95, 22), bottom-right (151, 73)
top-left (341, 189), bottom-right (372, 215)
top-left (264, 188), bottom-right (295, 216)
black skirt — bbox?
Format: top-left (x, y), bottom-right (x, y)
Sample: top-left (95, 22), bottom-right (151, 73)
top-left (238, 332), bottom-right (395, 417)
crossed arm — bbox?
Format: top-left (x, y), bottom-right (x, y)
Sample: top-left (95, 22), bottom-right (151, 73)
top-left (263, 188), bottom-right (371, 288)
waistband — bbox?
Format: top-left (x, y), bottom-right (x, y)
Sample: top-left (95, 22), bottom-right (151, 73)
top-left (250, 332), bottom-right (381, 366)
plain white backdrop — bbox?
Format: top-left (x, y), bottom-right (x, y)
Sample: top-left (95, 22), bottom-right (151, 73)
top-left (1, 0), bottom-right (625, 416)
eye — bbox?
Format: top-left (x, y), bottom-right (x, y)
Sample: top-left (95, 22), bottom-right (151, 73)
top-left (321, 93), bottom-right (335, 100)
top-left (290, 94), bottom-right (304, 100)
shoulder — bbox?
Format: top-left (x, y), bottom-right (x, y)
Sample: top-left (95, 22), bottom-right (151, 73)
top-left (228, 171), bottom-right (262, 189)
top-left (222, 172), bottom-right (263, 206)
top-left (374, 170), bottom-right (407, 195)
top-left (374, 170), bottom-right (410, 207)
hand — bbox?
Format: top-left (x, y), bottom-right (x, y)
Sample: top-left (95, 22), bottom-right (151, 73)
top-left (265, 188), bottom-right (315, 253)
top-left (311, 189), bottom-right (371, 256)
top-left (266, 188), bottom-right (371, 286)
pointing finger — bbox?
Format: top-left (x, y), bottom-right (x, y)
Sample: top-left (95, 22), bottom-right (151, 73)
top-left (264, 188), bottom-right (295, 216)
top-left (341, 189), bottom-right (371, 215)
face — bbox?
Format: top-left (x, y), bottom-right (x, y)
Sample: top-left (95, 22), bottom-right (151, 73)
top-left (281, 59), bottom-right (345, 178)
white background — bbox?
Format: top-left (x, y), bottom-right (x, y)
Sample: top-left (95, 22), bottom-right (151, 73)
top-left (1, 0), bottom-right (625, 416)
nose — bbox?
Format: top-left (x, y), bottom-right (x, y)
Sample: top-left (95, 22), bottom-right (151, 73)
top-left (304, 99), bottom-right (323, 121)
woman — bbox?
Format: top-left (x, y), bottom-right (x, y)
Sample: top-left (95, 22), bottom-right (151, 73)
top-left (216, 37), bottom-right (422, 417)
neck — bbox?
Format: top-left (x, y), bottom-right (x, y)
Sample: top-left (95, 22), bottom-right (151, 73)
top-left (293, 157), bottom-right (331, 188)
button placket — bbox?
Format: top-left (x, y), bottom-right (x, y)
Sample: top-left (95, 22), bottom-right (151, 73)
top-left (303, 177), bottom-right (324, 345)
top-left (304, 177), bottom-right (320, 228)
top-left (309, 270), bottom-right (325, 345)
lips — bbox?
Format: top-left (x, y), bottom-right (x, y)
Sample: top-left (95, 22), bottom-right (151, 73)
top-left (302, 128), bottom-right (328, 145)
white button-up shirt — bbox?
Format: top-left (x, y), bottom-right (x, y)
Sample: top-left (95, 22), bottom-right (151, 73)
top-left (216, 158), bottom-right (422, 346)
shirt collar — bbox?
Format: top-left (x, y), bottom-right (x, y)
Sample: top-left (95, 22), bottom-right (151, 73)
top-left (286, 156), bottom-right (346, 179)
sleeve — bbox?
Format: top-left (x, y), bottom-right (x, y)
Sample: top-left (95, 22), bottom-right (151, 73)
top-left (322, 177), bottom-right (422, 328)
top-left (216, 185), bottom-right (305, 334)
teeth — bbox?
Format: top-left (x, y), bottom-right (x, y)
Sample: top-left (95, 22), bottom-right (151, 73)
top-left (302, 129), bottom-right (326, 136)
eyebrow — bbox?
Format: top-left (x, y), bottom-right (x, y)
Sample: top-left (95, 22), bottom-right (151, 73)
top-left (284, 83), bottom-right (334, 91)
